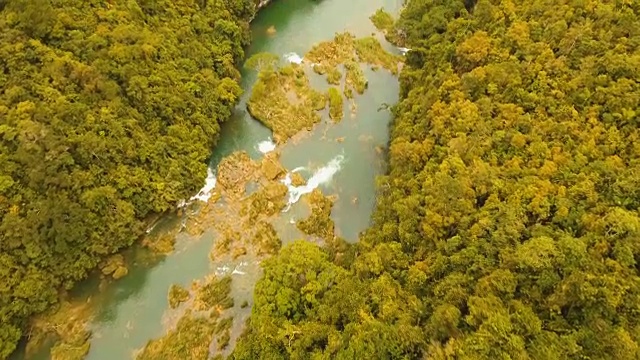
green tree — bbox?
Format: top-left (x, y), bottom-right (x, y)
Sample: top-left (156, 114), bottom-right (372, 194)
top-left (0, 0), bottom-right (257, 356)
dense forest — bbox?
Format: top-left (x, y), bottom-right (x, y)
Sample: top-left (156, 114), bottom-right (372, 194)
top-left (0, 0), bottom-right (262, 357)
top-left (232, 0), bottom-right (640, 359)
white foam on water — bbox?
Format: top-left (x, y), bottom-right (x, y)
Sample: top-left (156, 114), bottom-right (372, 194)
top-left (215, 264), bottom-right (232, 276)
top-left (145, 222), bottom-right (158, 234)
top-left (232, 261), bottom-right (249, 275)
top-left (281, 154), bottom-right (345, 211)
top-left (284, 52), bottom-right (303, 64)
top-left (190, 167), bottom-right (217, 203)
top-left (257, 138), bottom-right (276, 154)
top-left (232, 269), bottom-right (246, 275)
top-left (214, 261), bottom-right (249, 276)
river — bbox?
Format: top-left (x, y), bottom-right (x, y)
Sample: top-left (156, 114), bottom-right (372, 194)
top-left (15, 0), bottom-right (402, 358)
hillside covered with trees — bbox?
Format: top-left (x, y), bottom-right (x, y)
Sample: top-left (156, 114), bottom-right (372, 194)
top-left (232, 0), bottom-right (640, 358)
top-left (0, 0), bottom-right (260, 356)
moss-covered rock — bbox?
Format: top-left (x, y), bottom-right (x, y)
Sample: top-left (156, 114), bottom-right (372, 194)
top-left (290, 172), bottom-right (306, 187)
top-left (112, 266), bottom-right (129, 280)
top-left (194, 276), bottom-right (234, 312)
top-left (100, 254), bottom-right (128, 280)
top-left (212, 227), bottom-right (238, 258)
top-left (217, 151), bottom-right (257, 197)
top-left (251, 221), bottom-right (282, 256)
top-left (261, 154), bottom-right (285, 180)
top-left (241, 181), bottom-right (289, 222)
top-left (305, 32), bottom-right (402, 96)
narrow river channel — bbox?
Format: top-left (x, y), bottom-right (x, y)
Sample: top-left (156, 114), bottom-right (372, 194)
top-left (16, 0), bottom-right (403, 358)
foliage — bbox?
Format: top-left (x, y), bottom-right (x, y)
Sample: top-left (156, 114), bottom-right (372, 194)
top-left (353, 37), bottom-right (400, 75)
top-left (0, 0), bottom-right (255, 356)
top-left (311, 63), bottom-right (343, 86)
top-left (217, 329), bottom-right (231, 351)
top-left (194, 276), bottom-right (234, 312)
top-left (142, 232), bottom-right (178, 254)
top-left (168, 284), bottom-right (190, 309)
top-left (306, 31), bottom-right (402, 92)
top-left (246, 58), bottom-right (326, 143)
top-left (234, 0), bottom-right (640, 359)
top-left (369, 8), bottom-right (395, 34)
top-left (244, 52), bottom-right (280, 73)
top-left (369, 8), bottom-right (403, 46)
top-left (214, 316), bottom-right (233, 351)
top-left (251, 221), bottom-right (283, 256)
top-left (136, 313), bottom-right (217, 360)
top-left (50, 336), bottom-right (90, 360)
top-left (296, 189), bottom-right (336, 241)
top-left (215, 316), bottom-right (234, 335)
top-left (327, 87), bottom-right (344, 121)
top-left (344, 61), bottom-right (368, 95)
top-left (326, 66), bottom-right (343, 85)
top-left (231, 241), bottom-right (360, 359)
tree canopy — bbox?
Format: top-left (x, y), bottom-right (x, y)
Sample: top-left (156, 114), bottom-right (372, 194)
top-left (0, 0), bottom-right (259, 356)
top-left (233, 0), bottom-right (640, 358)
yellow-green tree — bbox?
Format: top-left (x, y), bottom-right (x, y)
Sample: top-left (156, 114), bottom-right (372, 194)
top-left (234, 0), bottom-right (640, 358)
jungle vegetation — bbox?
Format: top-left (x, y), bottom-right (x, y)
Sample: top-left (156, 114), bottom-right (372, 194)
top-left (232, 0), bottom-right (640, 359)
top-left (0, 0), bottom-right (262, 356)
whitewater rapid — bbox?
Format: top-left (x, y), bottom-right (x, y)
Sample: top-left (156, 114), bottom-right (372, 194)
top-left (176, 167), bottom-right (218, 209)
top-left (281, 154), bottom-right (345, 211)
top-left (191, 167), bottom-right (217, 202)
top-left (284, 52), bottom-right (303, 64)
top-left (256, 138), bottom-right (276, 154)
